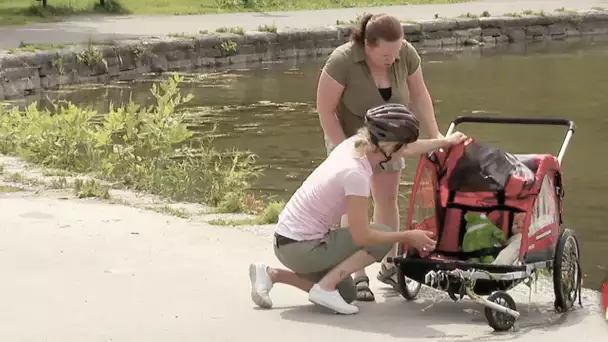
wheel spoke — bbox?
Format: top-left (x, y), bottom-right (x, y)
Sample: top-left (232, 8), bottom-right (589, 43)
top-left (558, 235), bottom-right (580, 306)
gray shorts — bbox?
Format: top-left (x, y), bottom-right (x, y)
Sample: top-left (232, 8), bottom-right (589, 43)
top-left (324, 135), bottom-right (405, 172)
top-left (274, 224), bottom-right (393, 303)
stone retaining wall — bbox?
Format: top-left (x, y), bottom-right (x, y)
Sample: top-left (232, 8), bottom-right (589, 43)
top-left (2, 9), bottom-right (608, 100)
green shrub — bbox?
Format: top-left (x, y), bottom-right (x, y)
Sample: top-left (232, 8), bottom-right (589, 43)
top-left (256, 200), bottom-right (285, 224)
top-left (0, 74), bottom-right (261, 212)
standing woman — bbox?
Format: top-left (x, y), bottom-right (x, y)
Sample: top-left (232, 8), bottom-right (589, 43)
top-left (315, 12), bottom-right (442, 301)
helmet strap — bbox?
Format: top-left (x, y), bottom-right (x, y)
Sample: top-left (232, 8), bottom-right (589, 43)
top-left (378, 147), bottom-right (393, 170)
top-left (379, 155), bottom-right (392, 170)
top-left (370, 135), bottom-right (395, 170)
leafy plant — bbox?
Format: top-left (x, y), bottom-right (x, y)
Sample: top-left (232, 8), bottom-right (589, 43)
top-left (0, 74), bottom-right (261, 212)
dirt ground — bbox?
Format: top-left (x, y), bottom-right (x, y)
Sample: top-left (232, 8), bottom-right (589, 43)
top-left (0, 155), bottom-right (606, 341)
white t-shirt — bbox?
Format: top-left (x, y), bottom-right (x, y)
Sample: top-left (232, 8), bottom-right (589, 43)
top-left (275, 136), bottom-right (373, 240)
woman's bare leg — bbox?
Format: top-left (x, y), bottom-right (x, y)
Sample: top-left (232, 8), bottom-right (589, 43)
top-left (250, 263), bottom-right (315, 309)
top-left (251, 251), bottom-right (376, 313)
top-left (267, 267), bottom-right (314, 292)
top-left (370, 169), bottom-right (402, 264)
top-left (349, 170), bottom-right (401, 298)
top-left (309, 250), bottom-right (377, 314)
top-left (347, 169), bottom-right (401, 292)
top-left (318, 250), bottom-right (376, 290)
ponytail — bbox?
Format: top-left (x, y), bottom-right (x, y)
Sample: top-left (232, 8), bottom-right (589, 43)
top-left (350, 13), bottom-right (374, 45)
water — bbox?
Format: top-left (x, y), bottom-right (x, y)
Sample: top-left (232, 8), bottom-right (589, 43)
top-left (27, 39), bottom-right (608, 290)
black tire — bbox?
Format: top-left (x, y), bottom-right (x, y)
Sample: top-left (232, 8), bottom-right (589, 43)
top-left (484, 291), bottom-right (517, 332)
top-left (396, 245), bottom-right (422, 300)
top-left (553, 228), bottom-right (582, 313)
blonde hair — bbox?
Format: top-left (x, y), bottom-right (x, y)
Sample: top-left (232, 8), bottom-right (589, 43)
top-left (353, 126), bottom-right (401, 158)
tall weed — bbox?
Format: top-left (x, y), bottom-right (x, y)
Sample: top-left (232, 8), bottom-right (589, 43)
top-left (0, 74), bottom-right (261, 212)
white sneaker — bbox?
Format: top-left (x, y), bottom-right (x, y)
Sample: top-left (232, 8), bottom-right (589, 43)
top-left (308, 283), bottom-right (359, 315)
top-left (249, 263), bottom-right (273, 309)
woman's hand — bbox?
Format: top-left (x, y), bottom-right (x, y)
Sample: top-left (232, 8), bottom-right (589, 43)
top-left (444, 131), bottom-right (468, 146)
top-left (404, 230), bottom-right (437, 252)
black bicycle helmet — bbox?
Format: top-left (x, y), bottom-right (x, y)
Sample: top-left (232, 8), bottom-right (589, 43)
top-left (364, 103), bottom-right (420, 146)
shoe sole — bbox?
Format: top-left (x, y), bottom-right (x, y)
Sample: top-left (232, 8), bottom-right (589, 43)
top-left (249, 264), bottom-right (272, 309)
top-left (308, 296), bottom-right (359, 315)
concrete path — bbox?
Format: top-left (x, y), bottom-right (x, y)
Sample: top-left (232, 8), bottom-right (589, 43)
top-left (0, 191), bottom-right (606, 342)
top-left (1, 0), bottom-right (608, 49)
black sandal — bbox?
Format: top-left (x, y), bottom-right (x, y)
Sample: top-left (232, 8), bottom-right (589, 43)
top-left (377, 263), bottom-right (399, 290)
top-left (354, 276), bottom-right (375, 302)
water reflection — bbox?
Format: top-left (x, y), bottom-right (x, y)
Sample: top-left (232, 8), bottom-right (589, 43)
top-left (29, 38), bottom-right (608, 290)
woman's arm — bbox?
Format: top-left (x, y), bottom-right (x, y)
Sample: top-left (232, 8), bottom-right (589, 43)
top-left (316, 70), bottom-right (347, 146)
top-left (347, 195), bottom-right (436, 251)
top-left (346, 194), bottom-right (411, 246)
top-left (400, 138), bottom-right (449, 158)
top-left (407, 67), bottom-right (441, 139)
top-left (400, 132), bottom-right (468, 158)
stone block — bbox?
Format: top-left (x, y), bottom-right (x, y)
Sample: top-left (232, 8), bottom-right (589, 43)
top-left (548, 23), bottom-right (570, 36)
top-left (167, 59), bottom-right (194, 71)
top-left (580, 21), bottom-right (608, 35)
top-left (404, 34), bottom-right (423, 42)
top-left (482, 36), bottom-right (496, 44)
top-left (276, 28), bottom-right (308, 43)
top-left (149, 54), bottom-right (169, 72)
top-left (421, 39), bottom-right (442, 47)
top-left (418, 19), bottom-right (458, 32)
top-left (454, 18), bottom-right (479, 30)
top-left (565, 28), bottom-right (582, 37)
top-left (482, 28), bottom-right (502, 37)
top-left (505, 28), bottom-right (526, 42)
top-left (402, 23), bottom-right (422, 34)
top-left (526, 25), bottom-right (549, 37)
top-left (453, 27), bottom-right (482, 39)
top-left (581, 11), bottom-right (608, 22)
top-left (244, 31), bottom-right (277, 45)
top-left (495, 35), bottom-right (510, 43)
top-left (423, 30), bottom-right (454, 40)
top-left (441, 37), bottom-right (458, 46)
top-left (2, 9), bottom-right (608, 100)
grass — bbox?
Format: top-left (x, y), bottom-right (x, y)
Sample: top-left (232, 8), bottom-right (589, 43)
top-left (5, 172), bottom-right (44, 186)
top-left (42, 169), bottom-right (76, 177)
top-left (0, 0), bottom-right (128, 26)
top-left (208, 200), bottom-right (284, 226)
top-left (257, 24), bottom-right (277, 33)
top-left (0, 171), bottom-right (115, 199)
top-left (215, 26), bottom-right (245, 35)
top-left (0, 0), bottom-right (470, 26)
top-left (456, 8), bottom-right (589, 19)
top-left (457, 10), bottom-right (490, 19)
top-left (5, 41), bottom-right (66, 54)
top-left (0, 73), bottom-right (284, 224)
top-left (0, 185), bottom-right (23, 192)
top-left (148, 205), bottom-right (190, 218)
top-left (73, 178), bottom-right (111, 199)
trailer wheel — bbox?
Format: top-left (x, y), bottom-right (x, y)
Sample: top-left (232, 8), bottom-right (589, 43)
top-left (553, 228), bottom-right (582, 313)
top-left (484, 291), bottom-right (517, 332)
top-left (396, 245), bottom-right (422, 301)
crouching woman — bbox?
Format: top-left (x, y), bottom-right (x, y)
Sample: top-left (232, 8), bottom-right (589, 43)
top-left (249, 103), bottom-right (467, 314)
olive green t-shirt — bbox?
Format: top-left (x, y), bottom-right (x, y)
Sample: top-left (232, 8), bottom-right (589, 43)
top-left (322, 39), bottom-right (422, 138)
